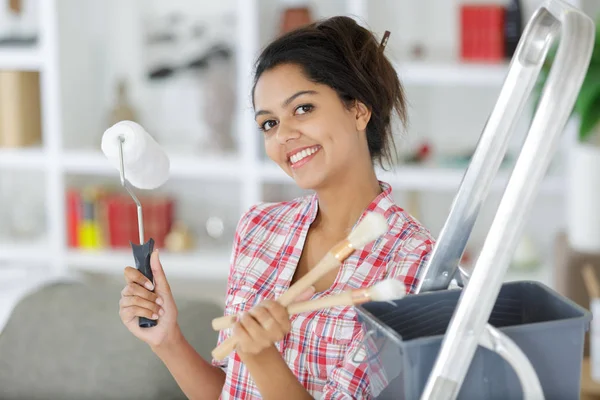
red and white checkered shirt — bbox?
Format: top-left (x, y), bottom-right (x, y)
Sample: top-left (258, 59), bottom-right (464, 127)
top-left (213, 181), bottom-right (435, 399)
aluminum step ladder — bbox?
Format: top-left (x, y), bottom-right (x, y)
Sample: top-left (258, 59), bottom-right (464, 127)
top-left (413, 1), bottom-right (596, 399)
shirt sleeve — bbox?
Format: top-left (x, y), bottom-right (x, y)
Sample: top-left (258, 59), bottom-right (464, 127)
top-left (385, 229), bottom-right (434, 294)
top-left (319, 231), bottom-right (435, 399)
top-left (211, 204), bottom-right (258, 370)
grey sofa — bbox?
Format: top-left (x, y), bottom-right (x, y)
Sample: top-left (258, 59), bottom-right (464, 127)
top-left (0, 279), bottom-right (224, 400)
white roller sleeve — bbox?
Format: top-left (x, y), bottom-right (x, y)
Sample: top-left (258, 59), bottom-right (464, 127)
top-left (101, 120), bottom-right (170, 189)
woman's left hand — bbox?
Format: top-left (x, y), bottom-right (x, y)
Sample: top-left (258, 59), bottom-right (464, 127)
top-left (233, 286), bottom-right (315, 356)
top-left (233, 300), bottom-right (291, 355)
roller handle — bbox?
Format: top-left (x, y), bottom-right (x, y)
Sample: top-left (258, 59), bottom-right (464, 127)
top-left (131, 238), bottom-right (157, 328)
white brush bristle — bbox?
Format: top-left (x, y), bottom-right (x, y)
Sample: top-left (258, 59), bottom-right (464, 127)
top-left (369, 279), bottom-right (406, 301)
top-left (347, 212), bottom-right (388, 249)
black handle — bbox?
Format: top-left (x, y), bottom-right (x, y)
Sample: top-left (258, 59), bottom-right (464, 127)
top-left (131, 238), bottom-right (157, 328)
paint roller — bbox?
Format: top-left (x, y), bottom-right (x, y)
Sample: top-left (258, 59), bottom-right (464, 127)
top-left (101, 120), bottom-right (170, 328)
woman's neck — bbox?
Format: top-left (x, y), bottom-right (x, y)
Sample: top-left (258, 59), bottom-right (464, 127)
top-left (312, 164), bottom-right (382, 237)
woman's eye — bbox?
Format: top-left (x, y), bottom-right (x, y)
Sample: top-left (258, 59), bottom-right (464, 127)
top-left (295, 104), bottom-right (313, 115)
top-left (260, 120), bottom-right (277, 132)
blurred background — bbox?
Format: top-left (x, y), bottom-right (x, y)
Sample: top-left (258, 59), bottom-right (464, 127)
top-left (1, 0), bottom-right (600, 397)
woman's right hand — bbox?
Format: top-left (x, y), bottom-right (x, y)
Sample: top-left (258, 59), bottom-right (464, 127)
top-left (119, 250), bottom-right (180, 349)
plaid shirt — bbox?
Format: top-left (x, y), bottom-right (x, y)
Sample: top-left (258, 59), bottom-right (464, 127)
top-left (213, 181), bottom-right (434, 399)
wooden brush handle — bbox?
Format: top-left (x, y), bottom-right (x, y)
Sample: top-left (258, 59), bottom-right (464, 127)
top-left (213, 292), bottom-right (354, 332)
top-left (211, 291), bottom-right (355, 360)
top-left (211, 251), bottom-right (343, 332)
top-left (287, 292), bottom-right (353, 314)
top-left (278, 252), bottom-right (342, 306)
top-left (211, 241), bottom-right (353, 361)
top-left (212, 315), bottom-right (237, 331)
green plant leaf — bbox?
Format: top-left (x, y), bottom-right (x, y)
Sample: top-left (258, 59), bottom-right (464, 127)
top-left (575, 66), bottom-right (600, 141)
top-left (579, 92), bottom-right (600, 142)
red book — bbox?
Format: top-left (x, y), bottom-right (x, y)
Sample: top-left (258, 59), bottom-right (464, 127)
top-left (102, 194), bottom-right (174, 249)
top-left (460, 5), bottom-right (505, 62)
top-left (65, 189), bottom-right (81, 248)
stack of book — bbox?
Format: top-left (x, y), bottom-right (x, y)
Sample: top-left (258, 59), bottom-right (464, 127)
top-left (66, 186), bottom-right (174, 250)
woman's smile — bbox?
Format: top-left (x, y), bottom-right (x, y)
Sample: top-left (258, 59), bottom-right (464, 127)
top-left (288, 145), bottom-right (322, 169)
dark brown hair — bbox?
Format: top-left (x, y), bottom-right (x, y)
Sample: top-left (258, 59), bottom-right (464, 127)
top-left (252, 16), bottom-right (407, 169)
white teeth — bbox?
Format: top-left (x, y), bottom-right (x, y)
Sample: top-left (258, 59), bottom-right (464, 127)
top-left (290, 146), bottom-right (319, 164)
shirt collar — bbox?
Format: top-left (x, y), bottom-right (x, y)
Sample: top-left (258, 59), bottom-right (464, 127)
top-left (305, 180), bottom-right (397, 227)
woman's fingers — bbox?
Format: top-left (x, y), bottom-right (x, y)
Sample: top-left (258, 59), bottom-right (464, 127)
top-left (236, 312), bottom-right (271, 352)
top-left (119, 304), bottom-right (160, 322)
top-left (261, 300), bottom-right (291, 333)
top-left (120, 295), bottom-right (163, 317)
top-left (121, 282), bottom-right (161, 304)
top-left (150, 250), bottom-right (171, 296)
top-left (249, 303), bottom-right (287, 342)
top-left (124, 266), bottom-right (154, 291)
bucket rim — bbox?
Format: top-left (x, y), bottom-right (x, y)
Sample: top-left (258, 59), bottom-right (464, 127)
top-left (355, 280), bottom-right (592, 347)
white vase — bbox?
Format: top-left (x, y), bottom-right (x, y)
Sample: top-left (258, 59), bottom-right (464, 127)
top-left (566, 128), bottom-right (600, 253)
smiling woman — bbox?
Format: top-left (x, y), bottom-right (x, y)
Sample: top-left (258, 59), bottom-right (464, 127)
top-left (252, 21), bottom-right (404, 193)
top-left (117, 15), bottom-right (435, 400)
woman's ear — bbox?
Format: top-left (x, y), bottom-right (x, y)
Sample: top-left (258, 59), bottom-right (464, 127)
top-left (354, 100), bottom-right (371, 132)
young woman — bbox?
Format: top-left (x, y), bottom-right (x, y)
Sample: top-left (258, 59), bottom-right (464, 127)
top-left (118, 16), bottom-right (435, 399)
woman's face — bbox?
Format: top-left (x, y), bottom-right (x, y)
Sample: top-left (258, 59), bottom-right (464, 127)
top-left (253, 63), bottom-right (371, 190)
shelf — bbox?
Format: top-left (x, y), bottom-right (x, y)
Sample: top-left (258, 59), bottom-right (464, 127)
top-left (62, 149), bottom-right (244, 180)
top-left (0, 238), bottom-right (50, 264)
top-left (395, 60), bottom-right (510, 87)
top-left (66, 248), bottom-right (232, 280)
top-left (377, 165), bottom-right (564, 194)
top-left (0, 46), bottom-right (43, 71)
top-left (259, 162), bottom-right (564, 194)
top-left (0, 147), bottom-right (46, 169)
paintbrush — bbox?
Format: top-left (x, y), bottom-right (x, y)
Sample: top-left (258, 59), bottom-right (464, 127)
top-left (210, 212), bottom-right (389, 360)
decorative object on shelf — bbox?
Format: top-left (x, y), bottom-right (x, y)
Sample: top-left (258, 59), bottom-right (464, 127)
top-left (0, 70), bottom-right (41, 148)
top-left (410, 44), bottom-right (425, 60)
top-left (143, 12), bottom-right (235, 81)
top-left (66, 186), bottom-right (175, 251)
top-left (108, 79), bottom-right (138, 127)
top-left (535, 14), bottom-right (600, 253)
top-left (503, 0), bottom-right (522, 58)
top-left (165, 221), bottom-right (195, 252)
top-left (0, 0), bottom-right (38, 46)
top-left (143, 12), bottom-right (181, 80)
top-left (279, 0), bottom-right (312, 35)
top-left (459, 4), bottom-right (505, 62)
top-left (197, 40), bottom-right (236, 154)
top-left (77, 186), bottom-right (105, 250)
top-left (4, 173), bottom-right (44, 240)
top-left (205, 216), bottom-right (225, 240)
top-left (402, 140), bottom-right (431, 164)
top-left (141, 8), bottom-right (237, 154)
top-left (437, 149), bottom-right (513, 169)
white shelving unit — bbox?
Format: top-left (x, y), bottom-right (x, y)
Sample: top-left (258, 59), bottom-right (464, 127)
top-left (0, 46), bottom-right (43, 71)
top-left (0, 0), bottom-right (582, 286)
top-left (396, 61), bottom-right (511, 87)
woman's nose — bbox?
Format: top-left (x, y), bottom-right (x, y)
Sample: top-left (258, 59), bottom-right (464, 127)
top-left (276, 122), bottom-right (301, 144)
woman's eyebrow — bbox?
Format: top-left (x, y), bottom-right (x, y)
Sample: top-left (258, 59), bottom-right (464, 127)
top-left (255, 90), bottom-right (318, 118)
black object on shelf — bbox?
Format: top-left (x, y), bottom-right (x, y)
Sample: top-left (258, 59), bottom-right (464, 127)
top-left (504, 0), bottom-right (523, 58)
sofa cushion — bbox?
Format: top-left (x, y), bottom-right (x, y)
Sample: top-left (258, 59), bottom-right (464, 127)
top-left (0, 280), bottom-right (224, 400)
